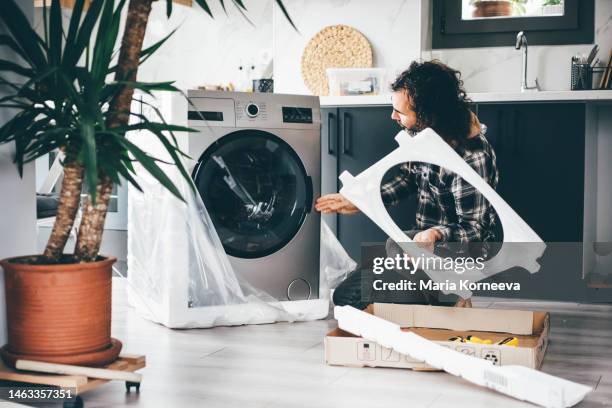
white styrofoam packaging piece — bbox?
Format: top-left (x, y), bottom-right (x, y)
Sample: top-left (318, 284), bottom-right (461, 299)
top-left (334, 306), bottom-right (592, 408)
top-left (338, 128), bottom-right (547, 298)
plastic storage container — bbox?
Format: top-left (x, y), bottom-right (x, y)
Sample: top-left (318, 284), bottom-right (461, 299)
top-left (326, 68), bottom-right (386, 96)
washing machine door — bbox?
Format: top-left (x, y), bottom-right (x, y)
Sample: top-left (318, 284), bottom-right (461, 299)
top-left (193, 129), bottom-right (313, 259)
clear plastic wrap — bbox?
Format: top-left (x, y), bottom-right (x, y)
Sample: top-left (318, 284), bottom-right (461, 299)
top-left (320, 221), bottom-right (357, 292)
top-left (126, 122), bottom-right (356, 328)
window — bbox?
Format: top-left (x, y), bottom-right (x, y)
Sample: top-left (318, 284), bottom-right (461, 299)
top-left (433, 0), bottom-right (594, 49)
top-left (35, 152), bottom-right (127, 230)
top-left (461, 0), bottom-right (565, 20)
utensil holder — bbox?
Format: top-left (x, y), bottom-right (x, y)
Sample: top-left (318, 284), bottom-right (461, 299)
top-left (571, 62), bottom-right (592, 90)
top-left (253, 79), bottom-right (273, 93)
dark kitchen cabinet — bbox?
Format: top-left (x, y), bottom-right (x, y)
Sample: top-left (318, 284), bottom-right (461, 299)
top-left (475, 102), bottom-right (587, 300)
top-left (476, 103), bottom-right (585, 242)
top-left (321, 106), bottom-right (416, 262)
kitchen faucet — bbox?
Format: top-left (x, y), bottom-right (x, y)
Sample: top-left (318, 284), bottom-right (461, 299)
top-left (515, 31), bottom-right (540, 92)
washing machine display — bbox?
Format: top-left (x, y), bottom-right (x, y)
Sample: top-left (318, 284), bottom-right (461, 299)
top-left (193, 129), bottom-right (313, 259)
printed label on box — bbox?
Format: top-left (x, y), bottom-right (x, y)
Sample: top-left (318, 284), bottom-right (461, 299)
top-left (357, 341), bottom-right (376, 361)
top-left (456, 345), bottom-right (477, 357)
top-left (481, 349), bottom-right (501, 366)
top-left (381, 347), bottom-right (400, 362)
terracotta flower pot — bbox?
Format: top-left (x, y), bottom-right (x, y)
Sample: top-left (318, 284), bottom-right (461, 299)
top-left (472, 1), bottom-right (513, 18)
top-left (0, 255), bottom-right (122, 368)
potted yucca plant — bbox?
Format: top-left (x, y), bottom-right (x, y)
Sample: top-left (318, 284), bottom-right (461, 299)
top-left (0, 0), bottom-right (294, 367)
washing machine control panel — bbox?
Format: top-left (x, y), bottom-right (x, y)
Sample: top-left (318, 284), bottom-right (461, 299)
top-left (282, 107), bottom-right (313, 124)
top-left (245, 103), bottom-right (260, 118)
top-left (236, 101), bottom-right (268, 121)
top-left (186, 91), bottom-right (320, 130)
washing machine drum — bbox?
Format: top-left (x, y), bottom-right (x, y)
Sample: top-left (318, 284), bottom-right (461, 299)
top-left (193, 129), bottom-right (313, 259)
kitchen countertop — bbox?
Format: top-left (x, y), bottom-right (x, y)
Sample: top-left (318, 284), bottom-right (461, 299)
top-left (319, 90), bottom-right (612, 106)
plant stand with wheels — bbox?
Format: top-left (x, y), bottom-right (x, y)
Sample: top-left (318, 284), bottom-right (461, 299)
top-left (0, 354), bottom-right (145, 408)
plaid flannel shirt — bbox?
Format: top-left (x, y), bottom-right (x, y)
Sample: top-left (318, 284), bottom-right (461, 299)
top-left (380, 128), bottom-right (499, 244)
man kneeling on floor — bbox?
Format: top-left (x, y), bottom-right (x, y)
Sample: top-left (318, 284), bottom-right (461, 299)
top-left (315, 60), bottom-right (499, 310)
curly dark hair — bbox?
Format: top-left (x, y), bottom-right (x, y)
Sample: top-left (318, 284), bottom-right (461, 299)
top-left (391, 60), bottom-right (473, 145)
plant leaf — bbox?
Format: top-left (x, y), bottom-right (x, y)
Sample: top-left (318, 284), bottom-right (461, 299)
top-left (0, 59), bottom-right (34, 78)
top-left (232, 3), bottom-right (254, 26)
top-left (232, 0), bottom-right (247, 10)
top-left (275, 0), bottom-right (298, 31)
top-left (139, 28), bottom-right (177, 66)
top-left (112, 134), bottom-right (185, 201)
top-left (0, 0), bottom-right (47, 69)
top-left (64, 0), bottom-right (105, 69)
top-left (65, 0), bottom-right (85, 55)
top-left (0, 35), bottom-right (29, 64)
top-left (193, 0), bottom-right (214, 17)
top-left (92, 0), bottom-right (126, 86)
top-left (49, 0), bottom-right (63, 66)
top-left (116, 162), bottom-right (143, 192)
top-left (79, 118), bottom-right (98, 204)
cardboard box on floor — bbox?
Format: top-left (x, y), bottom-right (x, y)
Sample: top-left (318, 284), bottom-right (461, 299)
top-left (325, 303), bottom-right (549, 370)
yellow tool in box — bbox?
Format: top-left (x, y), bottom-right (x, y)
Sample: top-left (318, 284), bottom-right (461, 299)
top-left (447, 336), bottom-right (492, 344)
top-left (466, 335), bottom-right (492, 345)
top-left (447, 336), bottom-right (519, 346)
top-left (496, 336), bottom-right (519, 347)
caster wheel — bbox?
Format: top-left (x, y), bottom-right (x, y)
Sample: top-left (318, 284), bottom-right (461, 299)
top-left (125, 381), bottom-right (141, 393)
top-left (64, 395), bottom-right (84, 408)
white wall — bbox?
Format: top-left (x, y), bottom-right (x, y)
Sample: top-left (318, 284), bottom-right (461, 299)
top-left (138, 0), bottom-right (273, 90)
top-left (0, 0), bottom-right (37, 345)
top-left (421, 0), bottom-right (612, 92)
top-left (273, 0), bottom-right (422, 94)
top-left (140, 0), bottom-right (424, 95)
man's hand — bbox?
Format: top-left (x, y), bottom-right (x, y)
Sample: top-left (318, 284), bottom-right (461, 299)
top-left (315, 194), bottom-right (359, 215)
top-left (413, 228), bottom-right (442, 252)
top-left (454, 298), bottom-right (473, 308)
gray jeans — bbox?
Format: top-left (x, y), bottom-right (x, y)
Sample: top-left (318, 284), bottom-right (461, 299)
top-left (332, 230), bottom-right (450, 309)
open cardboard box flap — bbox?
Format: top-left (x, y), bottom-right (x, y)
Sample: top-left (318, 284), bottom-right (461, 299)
top-left (369, 303), bottom-right (544, 335)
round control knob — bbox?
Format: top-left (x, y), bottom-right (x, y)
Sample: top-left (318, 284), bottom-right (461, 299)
top-left (246, 103), bottom-right (259, 118)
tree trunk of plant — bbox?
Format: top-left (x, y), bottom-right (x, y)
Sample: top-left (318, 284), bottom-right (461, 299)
top-left (107, 0), bottom-right (154, 129)
top-left (74, 0), bottom-right (154, 262)
top-left (42, 161), bottom-right (84, 261)
top-left (74, 175), bottom-right (113, 262)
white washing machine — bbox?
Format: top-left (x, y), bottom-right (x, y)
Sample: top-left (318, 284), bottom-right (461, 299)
top-left (186, 90), bottom-right (321, 301)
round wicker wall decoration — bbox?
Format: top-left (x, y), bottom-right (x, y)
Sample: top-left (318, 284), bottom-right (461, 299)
top-left (301, 25), bottom-right (373, 96)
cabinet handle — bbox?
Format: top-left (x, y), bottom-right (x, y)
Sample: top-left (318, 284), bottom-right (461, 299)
top-left (513, 109), bottom-right (520, 155)
top-left (327, 112), bottom-right (335, 155)
top-left (342, 112), bottom-right (351, 155)
top-left (496, 109), bottom-right (504, 151)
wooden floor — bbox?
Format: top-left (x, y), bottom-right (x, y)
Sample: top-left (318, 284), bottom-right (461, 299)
top-left (14, 278), bottom-right (612, 408)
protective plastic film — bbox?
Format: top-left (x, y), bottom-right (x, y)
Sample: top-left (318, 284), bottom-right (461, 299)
top-left (126, 128), bottom-right (355, 328)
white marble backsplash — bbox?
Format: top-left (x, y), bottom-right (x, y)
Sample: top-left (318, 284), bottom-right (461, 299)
top-left (272, 0), bottom-right (422, 95)
top-left (138, 0), bottom-right (273, 90)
